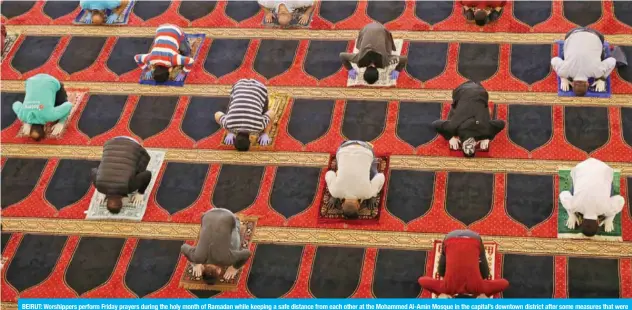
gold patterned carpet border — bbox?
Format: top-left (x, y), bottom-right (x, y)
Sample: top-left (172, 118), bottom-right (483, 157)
top-left (1, 218), bottom-right (630, 258)
top-left (3, 144), bottom-right (632, 175)
top-left (7, 25), bottom-right (632, 45)
top-left (3, 81), bottom-right (631, 107)
top-left (2, 303), bottom-right (16, 310)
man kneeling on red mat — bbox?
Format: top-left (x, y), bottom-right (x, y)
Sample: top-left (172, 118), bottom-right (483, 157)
top-left (418, 230), bottom-right (509, 298)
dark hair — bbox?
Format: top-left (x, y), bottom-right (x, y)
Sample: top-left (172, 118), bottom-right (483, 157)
top-left (106, 196), bottom-right (123, 214)
top-left (30, 124), bottom-right (45, 141)
top-left (202, 265), bottom-right (219, 285)
top-left (581, 219), bottom-right (599, 237)
top-left (153, 66), bottom-right (170, 83)
top-left (454, 294), bottom-right (476, 298)
top-left (363, 67), bottom-right (379, 85)
top-left (572, 81), bottom-right (588, 97)
top-left (465, 10), bottom-right (475, 21)
top-left (235, 132), bottom-right (251, 152)
top-left (474, 10), bottom-right (487, 26)
top-left (342, 200), bottom-right (360, 219)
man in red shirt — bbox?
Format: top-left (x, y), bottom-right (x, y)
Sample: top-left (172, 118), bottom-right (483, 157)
top-left (418, 230), bottom-right (509, 298)
top-left (460, 0), bottom-right (507, 26)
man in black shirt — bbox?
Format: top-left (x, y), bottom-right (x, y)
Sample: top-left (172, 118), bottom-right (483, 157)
top-left (432, 81), bottom-right (505, 157)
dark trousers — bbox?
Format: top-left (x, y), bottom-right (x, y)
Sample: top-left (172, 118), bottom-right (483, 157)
top-left (179, 36), bottom-right (191, 56)
top-left (55, 83), bottom-right (68, 107)
top-left (432, 119), bottom-right (505, 141)
top-left (438, 230), bottom-right (490, 280)
top-left (337, 140), bottom-right (378, 179)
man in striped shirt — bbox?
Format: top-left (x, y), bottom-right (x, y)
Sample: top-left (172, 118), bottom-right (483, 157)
top-left (134, 24), bottom-right (194, 83)
top-left (214, 79), bottom-right (273, 152)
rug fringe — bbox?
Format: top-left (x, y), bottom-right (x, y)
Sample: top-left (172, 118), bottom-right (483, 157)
top-left (557, 233), bottom-right (623, 242)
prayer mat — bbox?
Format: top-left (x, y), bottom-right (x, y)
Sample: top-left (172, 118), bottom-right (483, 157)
top-left (430, 240), bottom-right (498, 298)
top-left (557, 168), bottom-right (623, 241)
top-left (261, 6), bottom-right (314, 28)
top-left (84, 149), bottom-right (166, 221)
top-left (556, 40), bottom-right (612, 98)
top-left (1, 31), bottom-right (18, 62)
top-left (179, 215), bottom-right (258, 291)
top-left (220, 93), bottom-right (290, 149)
top-left (73, 0), bottom-right (136, 25)
top-left (16, 89), bottom-right (87, 139)
top-left (318, 156), bottom-right (389, 224)
top-left (347, 39), bottom-right (403, 88)
top-left (139, 33), bottom-right (206, 87)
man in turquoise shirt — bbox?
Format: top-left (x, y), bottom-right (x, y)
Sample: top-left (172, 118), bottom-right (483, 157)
top-left (12, 74), bottom-right (73, 141)
top-left (80, 0), bottom-right (129, 24)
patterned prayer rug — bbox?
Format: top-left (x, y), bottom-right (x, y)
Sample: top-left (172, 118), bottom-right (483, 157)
top-left (179, 215), bottom-right (258, 291)
top-left (73, 0), bottom-right (136, 25)
top-left (430, 240), bottom-right (499, 298)
top-left (139, 33), bottom-right (206, 87)
top-left (1, 31), bottom-right (18, 62)
top-left (220, 93), bottom-right (290, 149)
top-left (557, 168), bottom-right (623, 241)
top-left (16, 89), bottom-right (88, 139)
top-left (85, 149), bottom-right (166, 221)
top-left (347, 39), bottom-right (403, 87)
top-left (319, 156), bottom-right (389, 224)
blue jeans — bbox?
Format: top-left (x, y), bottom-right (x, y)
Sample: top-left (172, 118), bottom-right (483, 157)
top-left (179, 36), bottom-right (191, 56)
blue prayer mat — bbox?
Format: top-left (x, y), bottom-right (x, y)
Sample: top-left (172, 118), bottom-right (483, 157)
top-left (556, 40), bottom-right (612, 98)
top-left (73, 0), bottom-right (135, 25)
top-left (138, 33), bottom-right (206, 87)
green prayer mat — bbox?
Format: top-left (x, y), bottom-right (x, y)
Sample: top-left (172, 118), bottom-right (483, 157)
top-left (557, 168), bottom-right (622, 241)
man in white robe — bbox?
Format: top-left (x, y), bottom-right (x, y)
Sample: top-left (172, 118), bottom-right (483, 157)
top-left (559, 158), bottom-right (625, 236)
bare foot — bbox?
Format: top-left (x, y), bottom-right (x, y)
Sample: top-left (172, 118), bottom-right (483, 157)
top-left (223, 266), bottom-right (240, 280)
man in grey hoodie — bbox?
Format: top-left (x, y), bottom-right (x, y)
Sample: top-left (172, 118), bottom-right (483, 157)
top-left (181, 208), bottom-right (252, 284)
top-left (339, 22), bottom-right (408, 85)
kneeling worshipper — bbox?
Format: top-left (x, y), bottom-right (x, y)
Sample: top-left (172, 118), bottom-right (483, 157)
top-left (79, 0), bottom-right (130, 24)
top-left (215, 79), bottom-right (273, 152)
top-left (12, 74), bottom-right (74, 141)
top-left (325, 140), bottom-right (385, 219)
top-left (340, 22), bottom-right (408, 85)
top-left (551, 27), bottom-right (627, 96)
top-left (91, 136), bottom-right (152, 214)
top-left (559, 158), bottom-right (625, 237)
top-left (460, 0), bottom-right (506, 26)
top-left (258, 0), bottom-right (314, 26)
top-left (418, 230), bottom-right (509, 298)
top-left (134, 24), bottom-right (194, 83)
top-left (432, 81), bottom-right (505, 157)
top-left (181, 208), bottom-right (252, 284)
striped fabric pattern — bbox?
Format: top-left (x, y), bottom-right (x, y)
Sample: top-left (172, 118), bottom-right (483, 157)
top-left (220, 79), bottom-right (271, 134)
top-left (134, 24), bottom-right (194, 72)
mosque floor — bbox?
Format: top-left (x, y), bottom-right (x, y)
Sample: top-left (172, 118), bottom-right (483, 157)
top-left (1, 0), bottom-right (632, 302)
